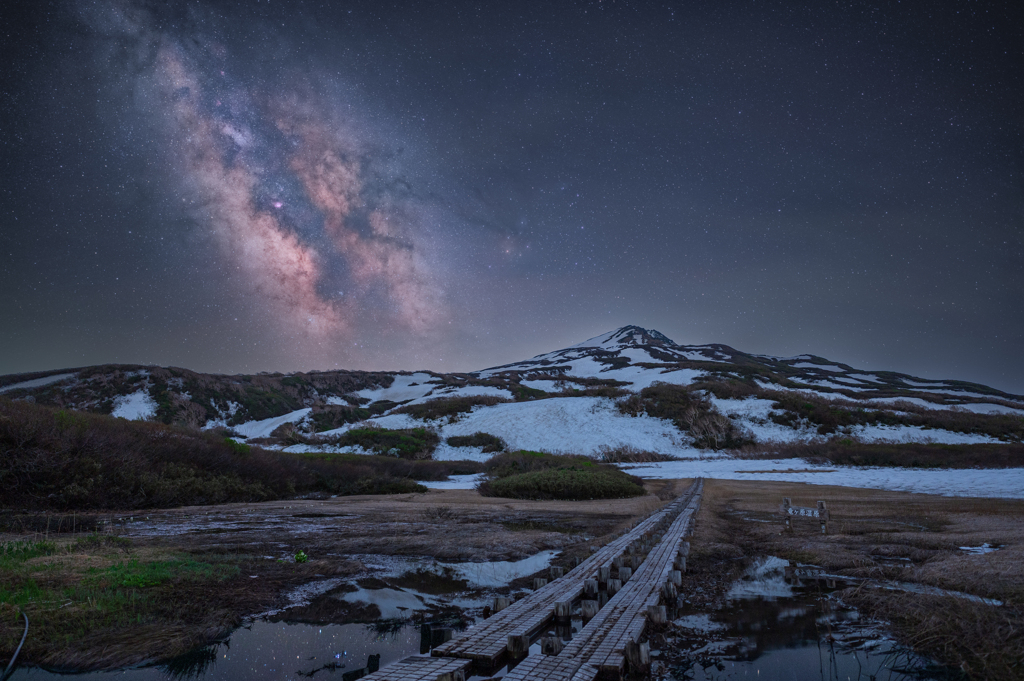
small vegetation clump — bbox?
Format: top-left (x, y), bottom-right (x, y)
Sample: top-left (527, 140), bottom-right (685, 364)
top-left (617, 382), bottom-right (752, 450)
top-left (446, 432), bottom-right (507, 453)
top-left (596, 445), bottom-right (677, 463)
top-left (477, 451), bottom-right (647, 500)
top-left (392, 395), bottom-right (511, 421)
top-left (330, 426), bottom-right (440, 459)
top-left (309, 405), bottom-right (372, 432)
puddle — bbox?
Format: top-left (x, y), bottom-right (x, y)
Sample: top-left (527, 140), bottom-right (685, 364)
top-left (960, 542), bottom-right (1000, 554)
top-left (7, 620), bottom-right (423, 681)
top-left (662, 556), bottom-right (962, 680)
top-left (438, 549), bottom-right (559, 587)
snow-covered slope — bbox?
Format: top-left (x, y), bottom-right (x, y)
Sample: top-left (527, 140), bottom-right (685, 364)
top-left (2, 326), bottom-right (1021, 458)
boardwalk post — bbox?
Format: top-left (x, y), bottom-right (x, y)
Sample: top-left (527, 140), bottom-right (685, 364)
top-left (624, 639), bottom-right (650, 675)
top-left (675, 541), bottom-right (690, 572)
top-left (386, 481), bottom-right (703, 681)
top-left (508, 634), bottom-right (530, 656)
top-left (646, 605), bottom-right (667, 624)
top-left (493, 596), bottom-right (512, 612)
top-left (541, 636), bottom-right (564, 656)
top-left (817, 501), bottom-right (830, 534)
top-left (550, 566), bottom-right (565, 579)
top-left (533, 577), bottom-right (548, 590)
top-left (782, 497), bottom-right (793, 533)
top-left (661, 581), bottom-right (678, 601)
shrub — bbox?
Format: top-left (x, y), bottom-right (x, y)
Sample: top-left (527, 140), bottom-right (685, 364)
top-left (479, 468), bottom-right (646, 501)
top-left (596, 445), bottom-right (676, 463)
top-left (763, 390), bottom-right (1024, 441)
top-left (331, 426), bottom-right (440, 459)
top-left (446, 432), bottom-right (507, 453)
top-left (477, 451), bottom-right (647, 500)
top-left (0, 398), bottom-right (450, 510)
top-left (392, 396), bottom-right (510, 421)
top-left (310, 405), bottom-right (371, 432)
top-left (617, 383), bottom-right (752, 450)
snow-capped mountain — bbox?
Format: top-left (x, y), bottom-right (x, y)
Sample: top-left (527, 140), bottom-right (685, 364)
top-left (2, 326), bottom-right (1022, 459)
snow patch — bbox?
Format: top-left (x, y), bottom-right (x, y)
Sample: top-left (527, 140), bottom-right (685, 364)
top-left (0, 373), bottom-right (77, 393)
top-left (356, 373), bottom-right (437, 402)
top-left (110, 390), bottom-right (157, 420)
top-left (234, 408), bottom-right (312, 439)
top-left (791, 363), bottom-right (845, 372)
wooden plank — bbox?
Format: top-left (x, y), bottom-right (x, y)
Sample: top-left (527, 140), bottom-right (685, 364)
top-left (361, 655), bottom-right (472, 681)
top-left (370, 481), bottom-right (705, 680)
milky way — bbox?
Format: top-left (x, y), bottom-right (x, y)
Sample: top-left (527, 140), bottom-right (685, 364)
top-left (2, 0), bottom-right (1021, 390)
top-left (84, 2), bottom-right (448, 345)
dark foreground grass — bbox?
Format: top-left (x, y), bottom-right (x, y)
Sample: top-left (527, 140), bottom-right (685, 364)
top-left (0, 538), bottom-right (242, 669)
top-left (0, 398), bottom-right (468, 510)
top-left (842, 589), bottom-right (1023, 680)
top-left (477, 451), bottom-right (647, 500)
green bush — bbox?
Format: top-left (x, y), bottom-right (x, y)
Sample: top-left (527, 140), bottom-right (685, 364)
top-left (480, 467), bottom-right (646, 500)
top-left (310, 405), bottom-right (371, 432)
top-left (477, 451), bottom-right (646, 500)
top-left (446, 432), bottom-right (506, 453)
top-left (333, 426), bottom-right (440, 459)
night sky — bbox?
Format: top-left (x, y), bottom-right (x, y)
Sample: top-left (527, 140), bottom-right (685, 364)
top-left (2, 1), bottom-right (1022, 392)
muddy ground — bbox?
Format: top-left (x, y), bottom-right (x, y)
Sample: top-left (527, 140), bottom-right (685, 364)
top-left (662, 479), bottom-right (1024, 681)
top-left (1, 477), bottom-right (1022, 679)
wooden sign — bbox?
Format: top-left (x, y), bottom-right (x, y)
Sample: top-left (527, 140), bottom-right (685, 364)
top-left (781, 498), bottom-right (830, 534)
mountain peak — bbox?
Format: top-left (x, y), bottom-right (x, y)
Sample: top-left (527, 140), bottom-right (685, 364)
top-left (570, 325), bottom-right (676, 350)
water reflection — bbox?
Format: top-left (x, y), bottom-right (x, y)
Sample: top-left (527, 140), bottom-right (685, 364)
top-left (7, 621), bottom-right (421, 681)
top-left (665, 557), bottom-right (963, 681)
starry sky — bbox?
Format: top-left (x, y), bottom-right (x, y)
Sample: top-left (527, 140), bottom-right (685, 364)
top-left (1, 0), bottom-right (1022, 392)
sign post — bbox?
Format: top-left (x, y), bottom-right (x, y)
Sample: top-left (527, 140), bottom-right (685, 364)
top-left (781, 498), bottom-right (829, 534)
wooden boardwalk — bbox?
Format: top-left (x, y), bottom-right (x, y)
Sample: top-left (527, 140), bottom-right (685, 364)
top-left (363, 479), bottom-right (704, 681)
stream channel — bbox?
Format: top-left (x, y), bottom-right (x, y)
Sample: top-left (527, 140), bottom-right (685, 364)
top-left (7, 555), bottom-right (961, 681)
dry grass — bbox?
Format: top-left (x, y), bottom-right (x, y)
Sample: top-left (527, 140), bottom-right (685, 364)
top-left (687, 479), bottom-right (1024, 679)
top-left (0, 487), bottom-right (675, 670)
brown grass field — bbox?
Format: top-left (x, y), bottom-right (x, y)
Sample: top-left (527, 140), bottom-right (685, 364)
top-left (1, 478), bottom-right (1021, 679)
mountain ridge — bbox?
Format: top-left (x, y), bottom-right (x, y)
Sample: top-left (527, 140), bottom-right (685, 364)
top-left (1, 326), bottom-right (1021, 451)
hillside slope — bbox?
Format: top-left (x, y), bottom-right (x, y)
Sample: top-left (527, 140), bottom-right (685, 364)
top-left (2, 326), bottom-right (1022, 459)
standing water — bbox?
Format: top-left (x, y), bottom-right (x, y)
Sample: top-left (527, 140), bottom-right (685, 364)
top-left (660, 557), bottom-right (962, 681)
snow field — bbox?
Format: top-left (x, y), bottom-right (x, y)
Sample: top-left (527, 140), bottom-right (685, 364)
top-left (423, 459), bottom-right (1024, 499)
